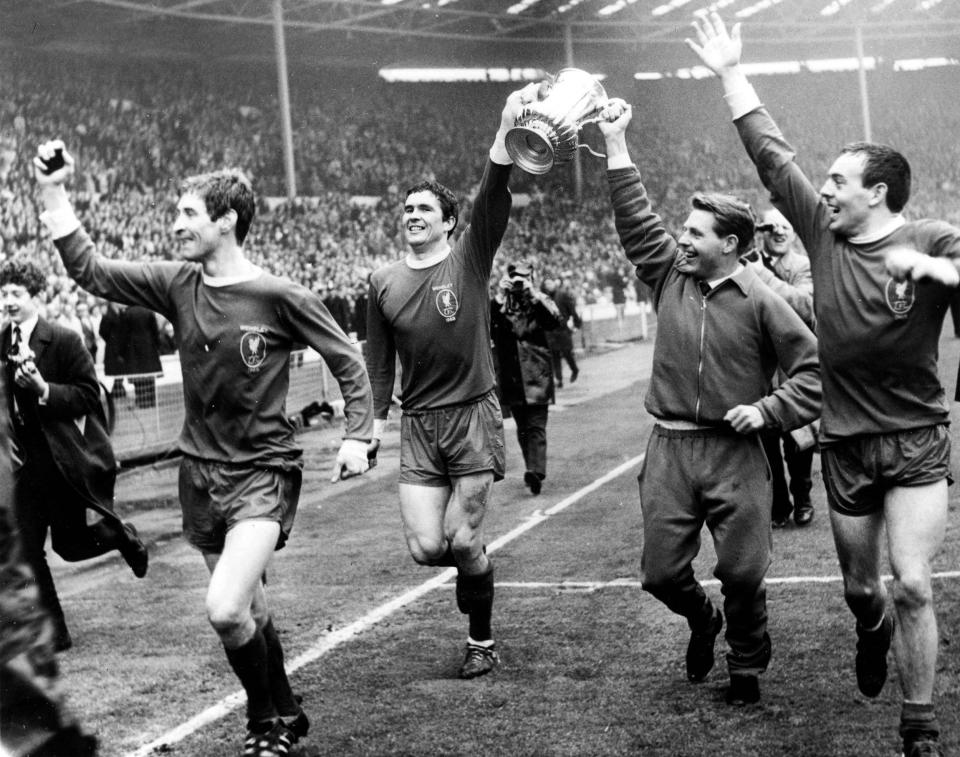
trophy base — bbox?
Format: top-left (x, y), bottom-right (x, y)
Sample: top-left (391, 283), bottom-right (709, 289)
top-left (504, 126), bottom-right (555, 175)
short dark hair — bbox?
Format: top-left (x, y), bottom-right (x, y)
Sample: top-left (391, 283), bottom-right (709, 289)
top-left (840, 141), bottom-right (911, 213)
top-left (404, 179), bottom-right (459, 237)
top-left (180, 169), bottom-right (256, 244)
top-left (0, 259), bottom-right (46, 297)
top-left (690, 192), bottom-right (756, 255)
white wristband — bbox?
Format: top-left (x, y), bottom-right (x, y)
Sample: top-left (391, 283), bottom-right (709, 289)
top-left (39, 206), bottom-right (82, 240)
top-left (489, 132), bottom-right (513, 166)
top-left (723, 84), bottom-right (762, 121)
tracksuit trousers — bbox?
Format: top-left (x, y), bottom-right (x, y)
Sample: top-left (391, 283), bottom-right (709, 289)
top-left (638, 425), bottom-right (773, 676)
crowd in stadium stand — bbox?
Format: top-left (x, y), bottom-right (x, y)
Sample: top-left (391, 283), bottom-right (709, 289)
top-left (3, 50), bottom-right (960, 353)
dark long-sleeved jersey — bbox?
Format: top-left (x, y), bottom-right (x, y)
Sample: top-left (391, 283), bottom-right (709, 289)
top-left (52, 228), bottom-right (373, 467)
top-left (736, 107), bottom-right (960, 443)
top-left (365, 160), bottom-right (512, 417)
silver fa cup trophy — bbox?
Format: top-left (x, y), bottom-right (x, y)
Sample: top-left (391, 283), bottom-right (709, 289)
top-left (505, 68), bottom-right (609, 175)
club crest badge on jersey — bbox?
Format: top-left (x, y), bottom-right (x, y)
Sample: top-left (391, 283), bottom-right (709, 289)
top-left (435, 287), bottom-right (459, 322)
top-left (885, 277), bottom-right (915, 319)
top-left (240, 327), bottom-right (268, 371)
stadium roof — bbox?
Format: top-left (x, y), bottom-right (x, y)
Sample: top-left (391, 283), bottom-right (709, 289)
top-left (5, 0), bottom-right (959, 75)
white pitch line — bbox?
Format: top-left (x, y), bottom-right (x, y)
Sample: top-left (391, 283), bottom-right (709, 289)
top-left (496, 571), bottom-right (960, 591)
top-left (126, 454), bottom-right (646, 757)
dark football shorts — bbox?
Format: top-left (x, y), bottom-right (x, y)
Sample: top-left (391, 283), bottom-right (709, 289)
top-left (179, 456), bottom-right (302, 552)
top-left (822, 424), bottom-right (952, 516)
top-left (399, 390), bottom-right (505, 487)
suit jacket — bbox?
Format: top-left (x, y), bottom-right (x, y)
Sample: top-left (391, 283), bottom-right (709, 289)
top-left (491, 290), bottom-right (562, 407)
top-left (546, 286), bottom-right (581, 353)
top-left (99, 304), bottom-right (162, 376)
top-left (3, 318), bottom-right (118, 519)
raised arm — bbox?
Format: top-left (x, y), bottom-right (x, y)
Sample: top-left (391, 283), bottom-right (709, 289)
top-left (460, 84), bottom-right (545, 279)
top-left (597, 100), bottom-right (678, 299)
top-left (34, 140), bottom-right (179, 317)
top-left (686, 13), bottom-right (825, 254)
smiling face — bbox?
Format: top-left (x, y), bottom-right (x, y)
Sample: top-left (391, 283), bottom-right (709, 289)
top-left (675, 208), bottom-right (738, 281)
top-left (402, 189), bottom-right (455, 254)
top-left (1, 283), bottom-right (37, 325)
top-left (172, 191), bottom-right (226, 261)
top-left (760, 208), bottom-right (795, 258)
top-left (819, 151), bottom-right (878, 238)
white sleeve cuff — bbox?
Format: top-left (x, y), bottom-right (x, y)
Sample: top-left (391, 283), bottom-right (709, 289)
top-left (39, 206), bottom-right (82, 240)
top-left (372, 418), bottom-right (387, 440)
top-left (606, 155), bottom-right (634, 171)
top-left (340, 438), bottom-right (369, 458)
top-left (489, 133), bottom-right (513, 166)
top-left (724, 84), bottom-right (762, 121)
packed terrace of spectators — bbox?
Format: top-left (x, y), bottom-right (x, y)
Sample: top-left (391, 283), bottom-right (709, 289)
top-left (3, 50), bottom-right (960, 343)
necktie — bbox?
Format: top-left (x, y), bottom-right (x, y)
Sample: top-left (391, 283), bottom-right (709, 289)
top-left (698, 281), bottom-right (711, 297)
top-left (7, 325), bottom-right (22, 425)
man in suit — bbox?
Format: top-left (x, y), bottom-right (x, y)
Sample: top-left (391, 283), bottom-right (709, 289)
top-left (491, 261), bottom-right (563, 495)
top-left (755, 208), bottom-right (817, 528)
top-left (99, 302), bottom-right (163, 409)
top-left (1, 259), bottom-right (148, 652)
top-left (75, 298), bottom-right (99, 362)
top-left (542, 273), bottom-right (581, 387)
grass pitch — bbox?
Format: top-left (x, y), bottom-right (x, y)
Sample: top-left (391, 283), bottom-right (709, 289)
top-left (49, 333), bottom-right (960, 757)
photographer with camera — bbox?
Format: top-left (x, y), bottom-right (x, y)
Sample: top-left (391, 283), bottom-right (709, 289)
top-left (491, 261), bottom-right (563, 496)
top-left (0, 259), bottom-right (148, 654)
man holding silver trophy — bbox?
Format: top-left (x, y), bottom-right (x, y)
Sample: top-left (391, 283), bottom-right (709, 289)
top-left (596, 96), bottom-right (821, 707)
top-left (365, 83), bottom-right (543, 680)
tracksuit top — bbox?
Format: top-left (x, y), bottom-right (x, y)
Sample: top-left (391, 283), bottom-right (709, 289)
top-left (608, 165), bottom-right (821, 432)
top-left (52, 228), bottom-right (373, 467)
top-left (736, 107), bottom-right (960, 444)
top-left (365, 160), bottom-right (512, 417)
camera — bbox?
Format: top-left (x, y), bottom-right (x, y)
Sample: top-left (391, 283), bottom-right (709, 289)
top-left (40, 148), bottom-right (65, 175)
top-left (509, 276), bottom-right (527, 293)
top-left (7, 346), bottom-right (36, 371)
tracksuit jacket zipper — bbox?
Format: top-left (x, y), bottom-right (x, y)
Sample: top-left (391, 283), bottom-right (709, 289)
top-left (695, 290), bottom-right (707, 423)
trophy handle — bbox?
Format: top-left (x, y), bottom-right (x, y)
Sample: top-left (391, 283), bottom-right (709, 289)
top-left (577, 114), bottom-right (606, 127)
top-left (574, 111), bottom-right (610, 160)
top-left (577, 143), bottom-right (606, 159)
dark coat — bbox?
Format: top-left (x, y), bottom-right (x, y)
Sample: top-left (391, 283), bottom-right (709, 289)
top-left (3, 318), bottom-right (118, 520)
top-left (491, 289), bottom-right (563, 408)
top-left (546, 286), bottom-right (581, 353)
top-left (99, 304), bottom-right (162, 376)
top-left (323, 293), bottom-right (353, 335)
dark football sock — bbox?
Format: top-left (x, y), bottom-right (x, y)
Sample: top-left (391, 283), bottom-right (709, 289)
top-left (847, 594), bottom-right (885, 630)
top-left (262, 618), bottom-right (299, 717)
top-left (456, 565), bottom-right (495, 642)
top-left (900, 702), bottom-right (939, 739)
top-left (224, 629), bottom-right (276, 724)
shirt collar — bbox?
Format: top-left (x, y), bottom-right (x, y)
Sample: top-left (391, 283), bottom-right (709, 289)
top-left (406, 247), bottom-right (451, 270)
top-left (15, 313), bottom-right (39, 345)
top-left (203, 266), bottom-right (263, 287)
top-left (705, 263), bottom-right (745, 290)
top-left (848, 215), bottom-right (906, 245)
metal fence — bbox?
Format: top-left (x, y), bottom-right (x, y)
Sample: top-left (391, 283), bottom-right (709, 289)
top-left (104, 349), bottom-right (341, 463)
top-left (105, 307), bottom-right (651, 464)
